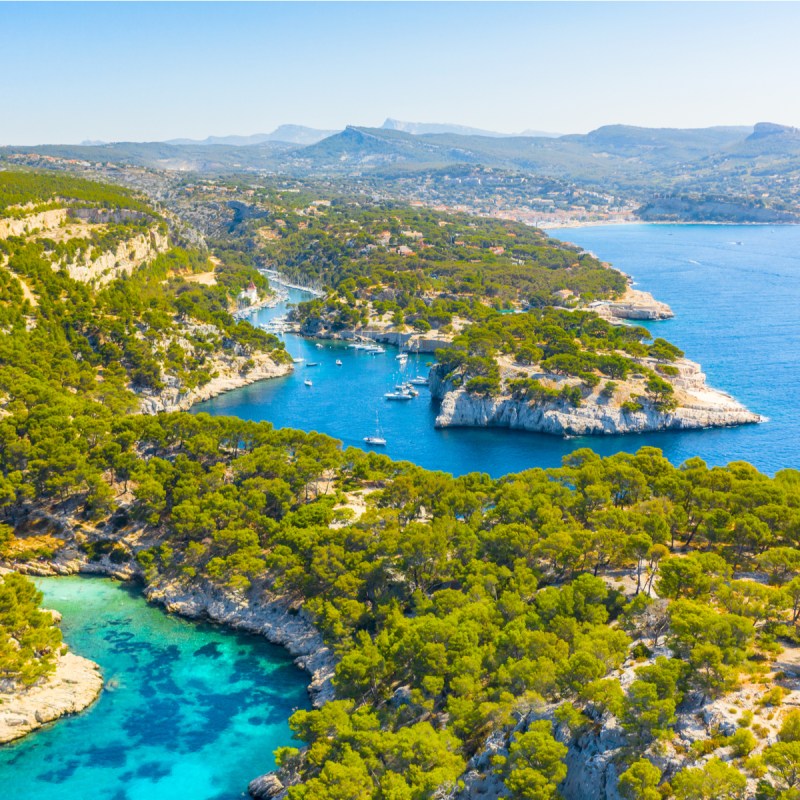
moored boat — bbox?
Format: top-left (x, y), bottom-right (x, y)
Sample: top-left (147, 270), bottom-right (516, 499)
top-left (364, 413), bottom-right (387, 446)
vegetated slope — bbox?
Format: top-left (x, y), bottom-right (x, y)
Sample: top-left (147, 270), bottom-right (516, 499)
top-left (0, 169), bottom-right (289, 421)
top-left (0, 572), bottom-right (62, 687)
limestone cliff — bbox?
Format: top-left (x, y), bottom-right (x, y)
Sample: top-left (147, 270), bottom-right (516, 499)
top-left (0, 204), bottom-right (171, 286)
top-left (61, 226), bottom-right (170, 285)
top-left (588, 287), bottom-right (674, 321)
top-left (145, 578), bottom-right (335, 706)
top-left (431, 358), bottom-right (760, 436)
top-left (0, 208), bottom-right (69, 239)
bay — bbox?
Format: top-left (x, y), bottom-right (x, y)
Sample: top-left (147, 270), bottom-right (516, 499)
top-left (196, 224), bottom-right (800, 477)
top-left (0, 576), bottom-right (309, 800)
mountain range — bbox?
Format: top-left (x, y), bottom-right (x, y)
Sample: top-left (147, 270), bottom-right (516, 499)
top-left (5, 121), bottom-right (800, 221)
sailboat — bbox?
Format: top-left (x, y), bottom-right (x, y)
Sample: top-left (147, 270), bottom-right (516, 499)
top-left (364, 413), bottom-right (387, 446)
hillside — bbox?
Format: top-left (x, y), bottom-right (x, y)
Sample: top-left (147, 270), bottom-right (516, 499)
top-left (0, 170), bottom-right (291, 420)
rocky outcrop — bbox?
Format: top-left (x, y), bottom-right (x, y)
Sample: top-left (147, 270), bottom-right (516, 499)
top-left (248, 774), bottom-right (285, 799)
top-left (431, 359), bottom-right (761, 436)
top-left (137, 352), bottom-right (292, 414)
top-left (0, 208), bottom-right (69, 239)
top-left (0, 651), bottom-right (103, 743)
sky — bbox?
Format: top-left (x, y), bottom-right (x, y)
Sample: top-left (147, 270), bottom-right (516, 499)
top-left (1, 1), bottom-right (799, 145)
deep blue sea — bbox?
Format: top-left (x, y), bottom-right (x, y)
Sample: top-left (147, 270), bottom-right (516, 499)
top-left (197, 224), bottom-right (800, 477)
top-left (0, 577), bottom-right (309, 800)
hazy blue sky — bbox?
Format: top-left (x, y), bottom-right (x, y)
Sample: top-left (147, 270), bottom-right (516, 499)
top-left (1, 1), bottom-right (798, 144)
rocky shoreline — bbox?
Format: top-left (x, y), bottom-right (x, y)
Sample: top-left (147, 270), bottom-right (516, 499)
top-left (137, 352), bottom-right (292, 414)
top-left (0, 651), bottom-right (103, 744)
top-left (144, 577), bottom-right (335, 706)
top-left (588, 286), bottom-right (674, 321)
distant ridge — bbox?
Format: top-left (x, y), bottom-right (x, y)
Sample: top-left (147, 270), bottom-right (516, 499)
top-left (747, 121), bottom-right (800, 140)
top-left (381, 118), bottom-right (561, 138)
top-left (165, 125), bottom-right (338, 147)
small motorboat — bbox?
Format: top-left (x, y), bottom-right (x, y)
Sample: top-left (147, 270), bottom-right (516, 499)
top-left (304, 379), bottom-right (313, 387)
top-left (305, 362), bottom-right (319, 367)
top-left (292, 357), bottom-right (305, 363)
top-left (315, 342), bottom-right (324, 349)
top-left (409, 376), bottom-right (428, 386)
top-left (384, 391), bottom-right (413, 401)
top-left (336, 359), bottom-right (343, 366)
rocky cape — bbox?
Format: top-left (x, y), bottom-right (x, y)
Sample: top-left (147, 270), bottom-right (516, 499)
top-left (587, 287), bottom-right (674, 322)
top-left (430, 358), bottom-right (761, 436)
top-left (0, 650), bottom-right (103, 744)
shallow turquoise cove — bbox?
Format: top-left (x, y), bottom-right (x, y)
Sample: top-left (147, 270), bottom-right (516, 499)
top-left (0, 576), bottom-right (309, 800)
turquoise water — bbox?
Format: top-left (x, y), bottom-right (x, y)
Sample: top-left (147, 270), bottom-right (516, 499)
top-left (0, 576), bottom-right (309, 800)
top-left (197, 224), bottom-right (800, 477)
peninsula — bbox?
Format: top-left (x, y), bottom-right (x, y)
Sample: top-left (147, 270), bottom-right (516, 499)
top-left (0, 571), bottom-right (102, 744)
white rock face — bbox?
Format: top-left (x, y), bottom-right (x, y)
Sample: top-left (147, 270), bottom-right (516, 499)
top-left (0, 651), bottom-right (103, 744)
top-left (137, 352), bottom-right (292, 414)
top-left (431, 359), bottom-right (761, 436)
top-left (62, 227), bottom-right (170, 285)
top-left (589, 288), bottom-right (674, 321)
top-left (0, 208), bottom-right (69, 239)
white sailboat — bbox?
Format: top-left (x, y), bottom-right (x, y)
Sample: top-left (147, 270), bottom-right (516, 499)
top-left (364, 413), bottom-right (387, 446)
